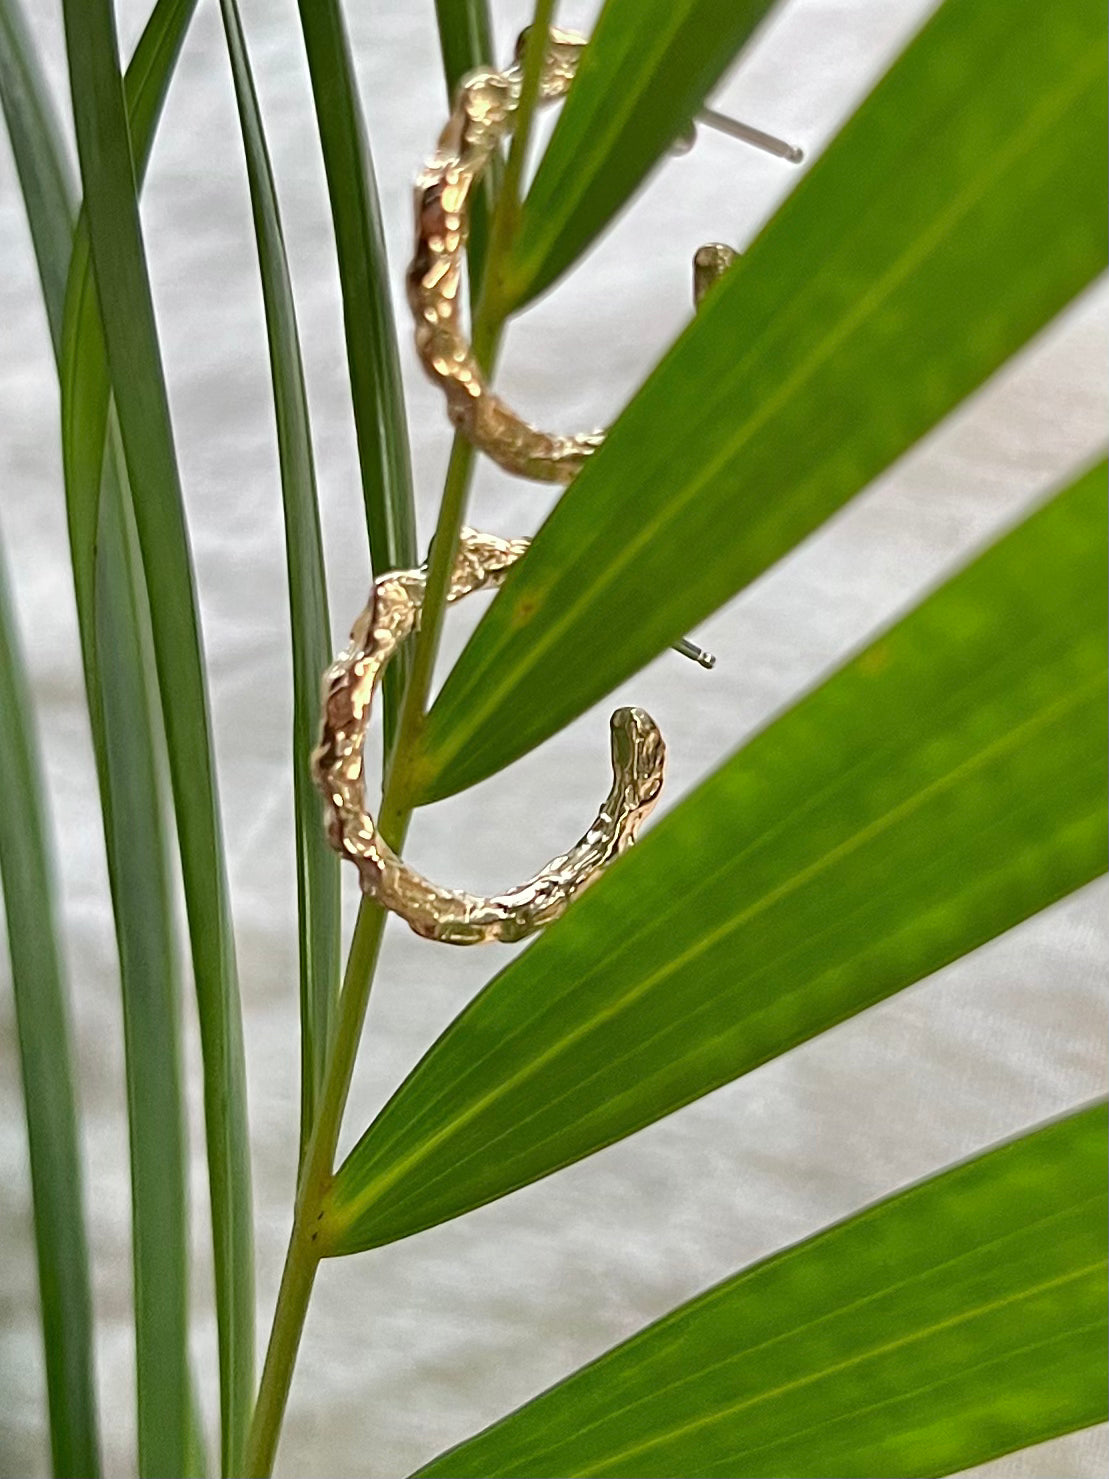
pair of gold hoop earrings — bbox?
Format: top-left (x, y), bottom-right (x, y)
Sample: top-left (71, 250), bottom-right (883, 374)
top-left (313, 27), bottom-right (800, 945)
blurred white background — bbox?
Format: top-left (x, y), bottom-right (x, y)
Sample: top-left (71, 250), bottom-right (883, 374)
top-left (1, 0), bottom-right (1106, 1474)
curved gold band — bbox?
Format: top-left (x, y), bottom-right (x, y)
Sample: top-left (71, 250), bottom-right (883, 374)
top-left (312, 529), bottom-right (666, 945)
top-left (406, 28), bottom-right (735, 485)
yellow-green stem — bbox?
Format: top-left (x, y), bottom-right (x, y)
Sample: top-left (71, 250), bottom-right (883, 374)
top-left (243, 886), bottom-right (391, 1478)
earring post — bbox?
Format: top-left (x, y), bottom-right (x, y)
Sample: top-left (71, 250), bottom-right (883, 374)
top-left (696, 106), bottom-right (803, 164)
top-left (671, 636), bottom-right (717, 670)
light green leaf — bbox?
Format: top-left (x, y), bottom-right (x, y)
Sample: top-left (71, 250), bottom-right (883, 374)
top-left (219, 0), bottom-right (340, 1171)
top-left (295, 0), bottom-right (417, 755)
top-left (0, 544), bottom-right (100, 1479)
top-left (412, 1105), bottom-right (1109, 1478)
top-left (432, 0), bottom-right (500, 307)
top-left (417, 0), bottom-right (1108, 802)
top-left (60, 0), bottom-right (254, 1468)
top-left (325, 464), bottom-right (1107, 1252)
top-left (502, 0), bottom-right (777, 308)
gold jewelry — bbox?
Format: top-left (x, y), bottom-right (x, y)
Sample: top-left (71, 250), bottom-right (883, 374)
top-left (693, 243), bottom-right (739, 307)
top-left (313, 528), bottom-right (665, 945)
top-left (319, 34), bottom-right (798, 944)
top-left (407, 28), bottom-right (592, 485)
top-left (407, 27), bottom-right (796, 486)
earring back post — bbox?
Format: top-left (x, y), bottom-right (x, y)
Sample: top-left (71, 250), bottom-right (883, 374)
top-left (696, 106), bottom-right (803, 164)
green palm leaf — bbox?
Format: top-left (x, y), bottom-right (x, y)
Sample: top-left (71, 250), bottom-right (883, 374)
top-left (0, 0), bottom-right (75, 346)
top-left (326, 463), bottom-right (1107, 1252)
top-left (219, 0), bottom-right (340, 1170)
top-left (0, 543), bottom-right (100, 1478)
top-left (56, 2), bottom-right (207, 1469)
top-left (60, 0), bottom-right (254, 1466)
top-left (2, 0), bottom-right (205, 1470)
top-left (417, 0), bottom-right (1107, 802)
top-left (413, 1105), bottom-right (1109, 1478)
top-left (502, 0), bottom-right (778, 308)
top-left (295, 0), bottom-right (416, 755)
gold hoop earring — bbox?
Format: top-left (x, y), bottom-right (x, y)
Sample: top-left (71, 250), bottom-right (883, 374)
top-left (312, 528), bottom-right (665, 945)
top-left (407, 27), bottom-right (798, 486)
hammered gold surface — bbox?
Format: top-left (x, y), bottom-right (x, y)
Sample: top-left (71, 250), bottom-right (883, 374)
top-left (312, 529), bottom-right (665, 945)
top-left (406, 28), bottom-right (734, 485)
top-left (693, 242), bottom-right (739, 307)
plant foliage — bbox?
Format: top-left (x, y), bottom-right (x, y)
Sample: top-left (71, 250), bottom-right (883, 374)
top-left (0, 0), bottom-right (1104, 1475)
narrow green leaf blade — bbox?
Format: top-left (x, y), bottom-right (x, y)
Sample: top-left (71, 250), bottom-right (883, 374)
top-left (413, 1105), bottom-right (1109, 1478)
top-left (295, 0), bottom-right (416, 754)
top-left (327, 464), bottom-right (1107, 1252)
top-left (95, 469), bottom-right (191, 1477)
top-left (0, 545), bottom-right (100, 1479)
top-left (418, 0), bottom-right (1108, 801)
top-left (60, 1), bottom-right (254, 1467)
top-left (219, 0), bottom-right (340, 1167)
top-left (433, 0), bottom-right (496, 99)
top-left (2, 2), bottom-right (201, 1470)
top-left (504, 0), bottom-right (778, 308)
top-left (54, 3), bottom-right (204, 1471)
top-left (433, 0), bottom-right (500, 307)
top-left (0, 0), bottom-right (75, 345)
top-left (60, 0), bottom-right (200, 648)
top-left (186, 1387), bottom-right (209, 1479)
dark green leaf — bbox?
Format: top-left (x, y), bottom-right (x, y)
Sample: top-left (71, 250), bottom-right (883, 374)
top-left (60, 0), bottom-right (254, 1468)
top-left (326, 465), bottom-right (1107, 1252)
top-left (413, 1105), bottom-right (1109, 1478)
top-left (295, 0), bottom-right (417, 755)
top-left (417, 0), bottom-right (1108, 801)
top-left (503, 0), bottom-right (778, 308)
top-left (0, 547), bottom-right (100, 1479)
top-left (219, 0), bottom-right (340, 1172)
top-left (433, 0), bottom-right (500, 307)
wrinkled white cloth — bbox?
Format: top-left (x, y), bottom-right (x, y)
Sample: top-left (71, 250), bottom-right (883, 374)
top-left (0, 1), bottom-right (1106, 1475)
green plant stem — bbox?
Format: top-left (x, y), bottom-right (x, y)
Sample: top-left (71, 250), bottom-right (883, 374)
top-left (244, 11), bottom-right (559, 1472)
top-left (242, 1220), bottom-right (317, 1479)
top-left (244, 895), bottom-right (389, 1478)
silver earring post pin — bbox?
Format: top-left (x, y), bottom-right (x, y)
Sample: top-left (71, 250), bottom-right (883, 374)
top-left (671, 636), bottom-right (717, 670)
top-left (665, 107), bottom-right (799, 672)
top-left (696, 106), bottom-right (804, 164)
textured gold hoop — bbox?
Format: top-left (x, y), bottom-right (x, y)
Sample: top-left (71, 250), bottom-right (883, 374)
top-left (406, 28), bottom-right (737, 486)
top-left (312, 529), bottom-right (666, 945)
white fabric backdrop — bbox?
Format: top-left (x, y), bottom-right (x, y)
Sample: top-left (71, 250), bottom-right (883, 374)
top-left (1, 1), bottom-right (1106, 1474)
